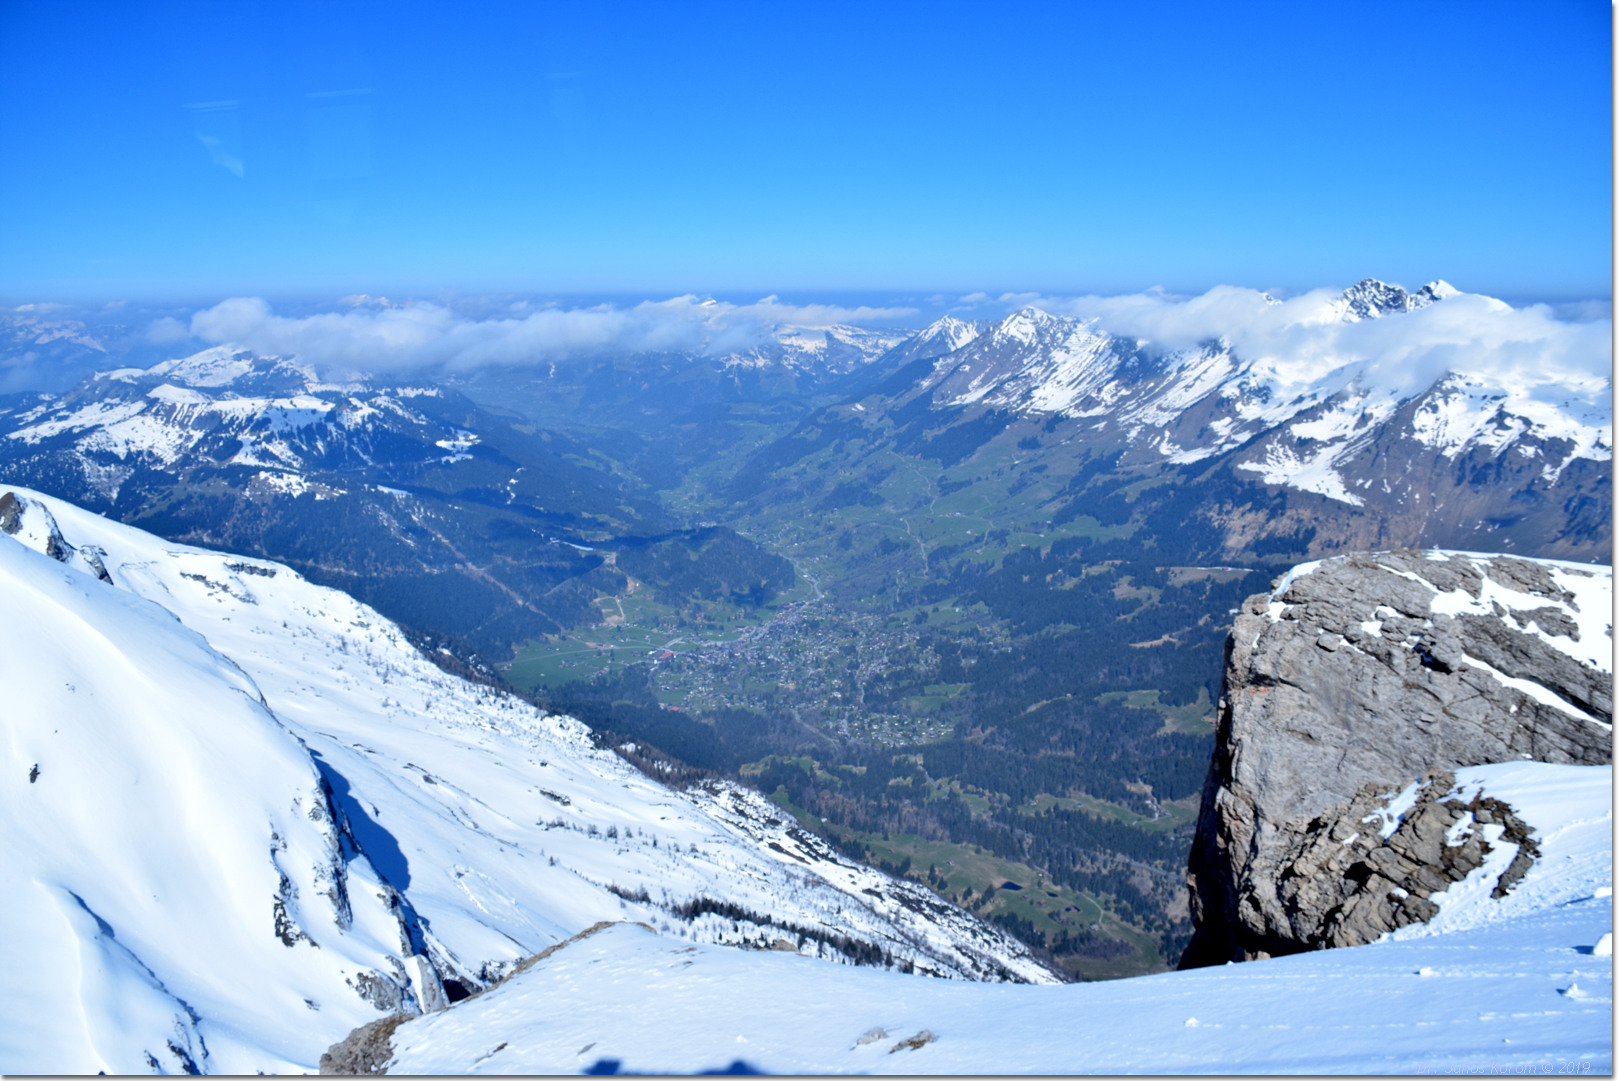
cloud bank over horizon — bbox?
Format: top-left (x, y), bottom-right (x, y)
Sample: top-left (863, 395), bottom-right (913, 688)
top-left (149, 282), bottom-right (1612, 411)
top-left (165, 295), bottom-right (917, 375)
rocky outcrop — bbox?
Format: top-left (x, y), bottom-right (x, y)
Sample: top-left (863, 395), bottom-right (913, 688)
top-left (1182, 549), bottom-right (1611, 967)
top-left (318, 1013), bottom-right (413, 1076)
top-left (1, 490), bottom-right (113, 582)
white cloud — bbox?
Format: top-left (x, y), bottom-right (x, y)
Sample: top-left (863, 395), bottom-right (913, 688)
top-left (181, 295), bottom-right (917, 374)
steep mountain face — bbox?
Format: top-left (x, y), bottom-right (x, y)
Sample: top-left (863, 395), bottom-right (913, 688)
top-left (732, 279), bottom-right (1610, 563)
top-left (1182, 549), bottom-right (1611, 967)
top-left (1333, 277), bottom-right (1455, 321)
top-left (0, 487), bottom-right (1054, 1074)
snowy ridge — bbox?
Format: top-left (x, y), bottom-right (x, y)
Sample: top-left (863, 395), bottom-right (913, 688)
top-left (688, 782), bottom-right (1049, 980)
top-left (921, 307), bottom-right (1128, 414)
top-left (880, 280), bottom-right (1610, 507)
top-left (0, 487), bottom-right (1053, 1074)
top-left (725, 323), bottom-right (908, 375)
top-left (2, 348), bottom-right (454, 500)
top-left (376, 760), bottom-right (1611, 1074)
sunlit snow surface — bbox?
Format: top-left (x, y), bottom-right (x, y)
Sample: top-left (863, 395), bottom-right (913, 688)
top-left (380, 761), bottom-right (1617, 1075)
top-left (0, 487), bottom-right (1048, 1075)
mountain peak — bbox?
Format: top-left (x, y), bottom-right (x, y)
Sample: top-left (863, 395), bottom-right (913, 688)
top-left (142, 345), bottom-right (314, 391)
top-left (913, 314), bottom-right (986, 352)
top-left (1338, 278), bottom-right (1454, 322)
top-left (995, 306), bottom-right (1063, 345)
top-left (1415, 279), bottom-right (1459, 302)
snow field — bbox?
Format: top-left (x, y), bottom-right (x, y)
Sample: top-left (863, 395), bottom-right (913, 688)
top-left (381, 760), bottom-right (1612, 1074)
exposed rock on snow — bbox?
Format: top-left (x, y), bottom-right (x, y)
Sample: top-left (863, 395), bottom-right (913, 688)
top-left (317, 1012), bottom-right (413, 1076)
top-left (1184, 549), bottom-right (1611, 966)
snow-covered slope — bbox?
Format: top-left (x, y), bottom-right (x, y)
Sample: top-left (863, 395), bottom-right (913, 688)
top-left (0, 487), bottom-right (1052, 1075)
top-left (0, 522), bottom-right (413, 1075)
top-left (377, 761), bottom-right (1613, 1074)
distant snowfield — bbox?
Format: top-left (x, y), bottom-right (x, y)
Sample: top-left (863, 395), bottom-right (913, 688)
top-left (1, 486), bottom-right (1610, 1075)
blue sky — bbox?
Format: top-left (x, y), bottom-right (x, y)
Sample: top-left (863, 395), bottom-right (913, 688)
top-left (0, 0), bottom-right (1610, 304)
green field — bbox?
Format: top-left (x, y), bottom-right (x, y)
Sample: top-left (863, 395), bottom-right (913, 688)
top-left (1095, 687), bottom-right (1216, 736)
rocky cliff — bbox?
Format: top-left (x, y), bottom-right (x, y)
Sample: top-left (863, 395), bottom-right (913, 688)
top-left (1182, 549), bottom-right (1611, 967)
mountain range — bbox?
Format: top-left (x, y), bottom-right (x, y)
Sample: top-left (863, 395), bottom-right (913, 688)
top-left (724, 278), bottom-right (1609, 562)
top-left (0, 278), bottom-right (1607, 985)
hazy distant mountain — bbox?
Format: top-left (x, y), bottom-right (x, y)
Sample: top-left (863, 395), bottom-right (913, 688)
top-left (0, 347), bottom-right (796, 658)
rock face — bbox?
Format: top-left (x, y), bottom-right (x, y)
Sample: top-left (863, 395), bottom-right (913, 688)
top-left (1182, 549), bottom-right (1611, 967)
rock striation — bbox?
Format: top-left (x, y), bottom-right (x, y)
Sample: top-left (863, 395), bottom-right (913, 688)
top-left (1182, 549), bottom-right (1611, 967)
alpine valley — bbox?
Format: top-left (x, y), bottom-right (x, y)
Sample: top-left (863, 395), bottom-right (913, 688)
top-left (0, 278), bottom-right (1610, 983)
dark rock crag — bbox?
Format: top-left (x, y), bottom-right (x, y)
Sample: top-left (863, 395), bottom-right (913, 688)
top-left (1182, 549), bottom-right (1611, 968)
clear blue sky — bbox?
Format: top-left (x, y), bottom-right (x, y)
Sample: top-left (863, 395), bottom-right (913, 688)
top-left (0, 0), bottom-right (1610, 304)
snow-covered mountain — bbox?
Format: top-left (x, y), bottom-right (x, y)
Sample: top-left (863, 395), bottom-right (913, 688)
top-left (728, 323), bottom-right (910, 376)
top-left (0, 487), bottom-right (1053, 1075)
top-left (3, 486), bottom-right (1609, 1073)
top-left (1333, 276), bottom-right (1456, 321)
top-left (890, 280), bottom-right (1609, 503)
top-left (0, 345), bottom-right (469, 504)
top-left (0, 345), bottom-right (736, 658)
